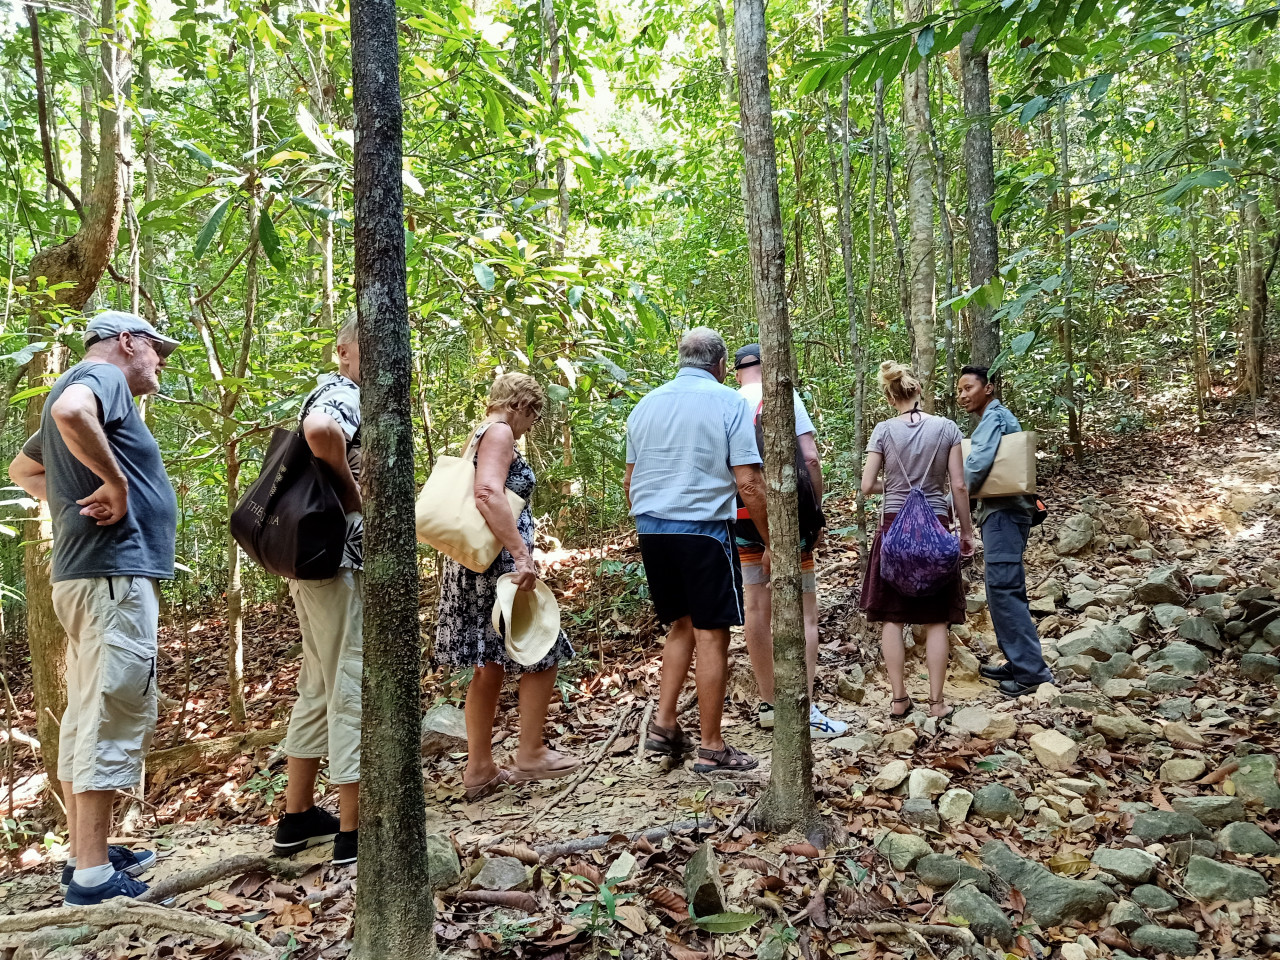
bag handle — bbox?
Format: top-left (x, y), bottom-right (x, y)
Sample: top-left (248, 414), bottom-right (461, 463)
top-left (296, 379), bottom-right (345, 436)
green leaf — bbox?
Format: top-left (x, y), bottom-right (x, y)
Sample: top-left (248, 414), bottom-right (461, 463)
top-left (1056, 35), bottom-right (1087, 56)
top-left (481, 89), bottom-right (506, 135)
top-left (568, 285), bottom-right (584, 307)
top-left (1011, 330), bottom-right (1036, 356)
top-left (1160, 169), bottom-right (1233, 204)
top-left (139, 185), bottom-right (219, 219)
top-left (1074, 0), bottom-right (1100, 27)
top-left (258, 210), bottom-right (286, 271)
top-left (7, 384), bottom-right (52, 404)
top-left (1088, 73), bottom-right (1112, 102)
top-left (916, 24), bottom-right (935, 57)
top-left (1019, 95), bottom-right (1049, 125)
top-left (296, 103), bottom-right (336, 157)
top-left (473, 262), bottom-right (495, 290)
top-left (694, 912), bottom-right (761, 934)
top-left (194, 197), bottom-right (232, 261)
top-left (0, 341), bottom-right (49, 365)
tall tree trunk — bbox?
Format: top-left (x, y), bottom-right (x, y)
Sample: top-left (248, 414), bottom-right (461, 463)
top-left (846, 0), bottom-right (867, 559)
top-left (902, 0), bottom-right (936, 408)
top-left (734, 0), bottom-right (821, 841)
top-left (1242, 191), bottom-right (1268, 400)
top-left (1057, 102), bottom-right (1082, 461)
top-left (960, 25), bottom-right (999, 368)
top-left (930, 103), bottom-right (957, 414)
top-left (876, 85), bottom-right (908, 328)
top-left (78, 16), bottom-right (94, 203)
top-left (713, 0), bottom-right (733, 100)
top-left (541, 0), bottom-right (569, 257)
top-left (350, 0), bottom-right (434, 953)
top-left (140, 51), bottom-right (159, 321)
top-left (1180, 63), bottom-right (1209, 413)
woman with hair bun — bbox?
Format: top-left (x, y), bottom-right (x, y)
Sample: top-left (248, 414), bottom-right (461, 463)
top-left (859, 362), bottom-right (975, 721)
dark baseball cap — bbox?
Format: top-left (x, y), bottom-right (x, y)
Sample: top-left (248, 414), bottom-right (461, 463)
top-left (83, 311), bottom-right (180, 358)
top-left (734, 343), bottom-right (762, 369)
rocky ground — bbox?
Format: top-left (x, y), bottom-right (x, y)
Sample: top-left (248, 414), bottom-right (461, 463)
top-left (1, 405), bottom-right (1278, 959)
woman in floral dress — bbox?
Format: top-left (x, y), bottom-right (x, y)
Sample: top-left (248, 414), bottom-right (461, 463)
top-left (435, 373), bottom-right (578, 797)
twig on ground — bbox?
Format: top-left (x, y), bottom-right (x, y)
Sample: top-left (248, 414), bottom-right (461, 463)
top-left (139, 853), bottom-right (314, 903)
top-left (725, 792), bottom-right (761, 835)
top-left (147, 727), bottom-right (287, 776)
top-left (0, 900), bottom-right (274, 957)
top-left (855, 921), bottom-right (976, 945)
top-left (535, 819), bottom-right (705, 860)
top-left (635, 699), bottom-right (655, 764)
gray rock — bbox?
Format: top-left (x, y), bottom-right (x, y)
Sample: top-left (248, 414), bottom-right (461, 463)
top-left (971, 784), bottom-right (1025, 822)
top-left (1160, 758), bottom-right (1207, 783)
top-left (1192, 574), bottom-right (1228, 591)
top-left (1178, 616), bottom-right (1223, 649)
top-left (874, 831), bottom-right (932, 871)
top-left (426, 833), bottom-right (462, 889)
top-left (1130, 810), bottom-right (1211, 842)
top-left (1091, 848), bottom-right (1159, 885)
top-left (1058, 655), bottom-right (1098, 677)
top-left (908, 768), bottom-right (951, 799)
top-left (914, 853), bottom-right (992, 892)
top-left (1146, 673), bottom-right (1195, 694)
top-left (902, 798), bottom-right (941, 829)
top-left (1240, 654), bottom-right (1280, 682)
top-left (1130, 925), bottom-right (1201, 957)
top-left (1136, 567), bottom-right (1190, 605)
top-left (1234, 753), bottom-right (1280, 810)
top-left (1091, 714), bottom-right (1155, 742)
top-left (1170, 796), bottom-right (1245, 828)
top-left (1067, 590), bottom-right (1097, 611)
top-left (420, 703), bottom-right (468, 757)
top-left (1091, 652), bottom-right (1140, 686)
top-left (1110, 900), bottom-right (1150, 932)
top-left (981, 841), bottom-right (1115, 926)
top-left (1059, 629), bottom-right (1123, 661)
top-left (938, 788), bottom-right (974, 824)
top-left (1055, 691), bottom-right (1117, 713)
top-left (1132, 884), bottom-right (1179, 913)
top-left (1182, 855), bottom-right (1270, 902)
top-left (1218, 821), bottom-right (1279, 855)
top-left (943, 884), bottom-right (1013, 947)
top-left (1146, 642), bottom-right (1210, 677)
top-left (1153, 604), bottom-right (1190, 630)
top-left (1057, 514), bottom-right (1099, 555)
top-left (1165, 839), bottom-right (1218, 868)
top-left (684, 841), bottom-right (726, 916)
top-left (473, 856), bottom-right (529, 892)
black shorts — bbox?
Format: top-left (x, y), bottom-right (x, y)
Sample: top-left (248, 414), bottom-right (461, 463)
top-left (638, 525), bottom-right (744, 630)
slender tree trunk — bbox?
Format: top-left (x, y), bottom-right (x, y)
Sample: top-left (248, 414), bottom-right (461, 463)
top-left (1057, 101), bottom-right (1082, 461)
top-left (350, 0), bottom-right (434, 953)
top-left (876, 84), bottom-right (908, 331)
top-left (541, 0), bottom-right (569, 257)
top-left (79, 16), bottom-right (94, 202)
top-left (929, 97), bottom-right (956, 415)
top-left (713, 0), bottom-right (733, 100)
top-left (1242, 192), bottom-right (1268, 400)
top-left (734, 0), bottom-right (821, 841)
top-left (846, 0), bottom-right (868, 559)
top-left (902, 0), bottom-right (936, 408)
top-left (140, 51), bottom-right (159, 321)
top-left (960, 26), bottom-right (999, 368)
top-left (1180, 64), bottom-right (1209, 413)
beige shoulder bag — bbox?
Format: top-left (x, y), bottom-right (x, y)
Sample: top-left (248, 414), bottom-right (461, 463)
top-left (960, 430), bottom-right (1037, 498)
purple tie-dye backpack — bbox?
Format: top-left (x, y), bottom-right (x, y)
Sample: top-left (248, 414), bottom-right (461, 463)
top-left (879, 422), bottom-right (960, 597)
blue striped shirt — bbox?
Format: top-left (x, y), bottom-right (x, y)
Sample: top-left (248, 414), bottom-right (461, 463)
top-left (625, 367), bottom-right (761, 521)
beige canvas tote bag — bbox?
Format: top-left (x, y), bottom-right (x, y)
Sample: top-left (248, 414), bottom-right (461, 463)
top-left (960, 430), bottom-right (1037, 498)
top-left (415, 423), bottom-right (525, 572)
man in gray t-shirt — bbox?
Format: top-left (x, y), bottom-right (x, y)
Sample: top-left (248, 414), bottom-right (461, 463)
top-left (9, 311), bottom-right (178, 906)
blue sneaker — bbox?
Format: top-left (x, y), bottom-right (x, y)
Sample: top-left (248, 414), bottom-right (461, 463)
top-left (60, 846), bottom-right (157, 896)
top-left (65, 868), bottom-right (149, 905)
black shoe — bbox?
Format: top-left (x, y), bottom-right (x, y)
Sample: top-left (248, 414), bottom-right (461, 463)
top-left (65, 869), bottom-right (149, 905)
top-left (980, 662), bottom-right (1014, 682)
top-left (332, 829), bottom-right (358, 866)
top-left (60, 846), bottom-right (157, 896)
top-left (998, 678), bottom-right (1041, 699)
top-left (273, 806), bottom-right (340, 856)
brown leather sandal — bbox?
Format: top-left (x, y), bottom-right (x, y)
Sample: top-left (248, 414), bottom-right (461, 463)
top-left (889, 695), bottom-right (913, 719)
top-left (644, 721), bottom-right (686, 758)
top-left (693, 743), bottom-right (759, 774)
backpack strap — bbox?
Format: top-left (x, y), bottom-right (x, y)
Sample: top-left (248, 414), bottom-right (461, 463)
top-left (881, 417), bottom-right (953, 521)
top-left (297, 379), bottom-right (343, 435)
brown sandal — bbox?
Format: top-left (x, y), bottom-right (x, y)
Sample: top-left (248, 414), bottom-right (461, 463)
top-left (889, 696), bottom-right (913, 719)
top-left (463, 768), bottom-right (512, 800)
top-left (693, 743), bottom-right (759, 774)
top-left (509, 753), bottom-right (582, 784)
top-left (929, 698), bottom-right (955, 722)
top-left (644, 721), bottom-right (686, 758)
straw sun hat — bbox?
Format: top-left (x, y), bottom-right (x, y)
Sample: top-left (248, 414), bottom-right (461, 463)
top-left (491, 574), bottom-right (561, 665)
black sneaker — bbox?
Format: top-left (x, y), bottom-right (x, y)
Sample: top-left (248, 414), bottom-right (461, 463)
top-left (65, 868), bottom-right (149, 905)
top-left (980, 662), bottom-right (1014, 682)
top-left (998, 678), bottom-right (1042, 699)
top-left (332, 829), bottom-right (358, 866)
top-left (757, 702), bottom-right (775, 729)
top-left (60, 846), bottom-right (157, 896)
top-left (273, 806), bottom-right (340, 856)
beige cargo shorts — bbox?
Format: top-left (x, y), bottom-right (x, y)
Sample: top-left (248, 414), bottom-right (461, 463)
top-left (52, 576), bottom-right (160, 793)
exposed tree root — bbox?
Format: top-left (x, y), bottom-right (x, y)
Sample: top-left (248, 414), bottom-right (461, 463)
top-left (0, 900), bottom-right (274, 957)
top-left (857, 921), bottom-right (977, 944)
top-left (139, 852), bottom-right (314, 904)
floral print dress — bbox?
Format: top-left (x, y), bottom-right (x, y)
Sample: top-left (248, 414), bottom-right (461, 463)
top-left (434, 422), bottom-right (573, 674)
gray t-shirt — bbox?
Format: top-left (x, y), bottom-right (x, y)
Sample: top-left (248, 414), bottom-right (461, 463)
top-left (23, 361), bottom-right (177, 583)
top-left (867, 413), bottom-right (963, 517)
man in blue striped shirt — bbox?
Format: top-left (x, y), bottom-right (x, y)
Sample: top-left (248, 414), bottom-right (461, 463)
top-left (624, 328), bottom-right (770, 774)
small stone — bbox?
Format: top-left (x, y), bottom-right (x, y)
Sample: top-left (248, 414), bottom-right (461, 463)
top-left (938, 788), bottom-right (974, 824)
top-left (1178, 616), bottom-right (1223, 649)
top-left (1146, 641), bottom-right (1210, 677)
top-left (473, 856), bottom-right (529, 892)
top-left (870, 759), bottom-right (910, 791)
top-left (1057, 513), bottom-right (1099, 555)
top-left (914, 853), bottom-right (991, 892)
top-left (1182, 855), bottom-right (1269, 902)
top-left (1030, 595), bottom-right (1058, 615)
top-left (1192, 574), bottom-right (1228, 591)
top-left (836, 673), bottom-right (866, 702)
top-left (908, 768), bottom-right (951, 799)
top-left (420, 704), bottom-right (468, 757)
top-left (981, 841), bottom-right (1115, 926)
top-left (1136, 566), bottom-right (1190, 605)
top-left (1159, 758), bottom-right (1207, 783)
top-left (951, 705), bottom-right (1018, 740)
top-left (1153, 604), bottom-right (1190, 630)
top-left (1121, 611), bottom-right (1151, 635)
top-left (874, 831), bottom-right (932, 871)
top-left (1160, 721), bottom-right (1207, 746)
top-left (1170, 795), bottom-right (1244, 828)
top-left (1030, 730), bottom-right (1080, 771)
top-left (1131, 884), bottom-right (1179, 913)
top-left (1067, 590), bottom-right (1097, 611)
top-left (426, 833), bottom-right (462, 889)
top-left (972, 784), bottom-right (1024, 822)
top-left (881, 727), bottom-right (918, 753)
top-left (1090, 651), bottom-right (1141, 686)
top-left (1233, 753), bottom-right (1280, 810)
top-left (944, 885), bottom-right (1014, 948)
top-left (1218, 821), bottom-right (1279, 855)
top-left (1099, 679), bottom-right (1138, 700)
top-left (1091, 848), bottom-right (1159, 885)
top-left (1240, 653), bottom-right (1280, 682)
top-left (1109, 900), bottom-right (1150, 932)
top-left (1130, 810), bottom-right (1211, 842)
top-left (1058, 655), bottom-right (1097, 677)
top-left (684, 842), bottom-right (726, 916)
top-left (1130, 925), bottom-right (1201, 957)
top-left (1091, 714), bottom-right (1155, 742)
top-left (902, 798), bottom-right (940, 829)
top-left (1146, 673), bottom-right (1195, 694)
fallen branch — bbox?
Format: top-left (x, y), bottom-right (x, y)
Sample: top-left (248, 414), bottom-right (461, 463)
top-left (856, 921), bottom-right (976, 945)
top-left (456, 890), bottom-right (538, 912)
top-left (535, 819), bottom-right (706, 860)
top-left (725, 792), bottom-right (761, 835)
top-left (147, 727), bottom-right (286, 775)
top-left (0, 900), bottom-right (274, 957)
top-left (520, 703), bottom-right (638, 835)
top-left (139, 852), bottom-right (313, 904)
top-left (634, 699), bottom-right (655, 765)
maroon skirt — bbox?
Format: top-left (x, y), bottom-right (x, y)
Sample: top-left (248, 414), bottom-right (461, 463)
top-left (859, 513), bottom-right (966, 625)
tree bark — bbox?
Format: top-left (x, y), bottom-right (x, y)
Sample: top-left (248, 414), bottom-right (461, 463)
top-left (960, 25), bottom-right (999, 368)
top-left (1057, 102), bottom-right (1082, 461)
top-left (140, 51), bottom-right (159, 321)
top-left (902, 0), bottom-right (936, 408)
top-left (734, 0), bottom-right (821, 840)
top-left (930, 99), bottom-right (957, 415)
top-left (350, 0), bottom-right (434, 954)
top-left (1242, 191), bottom-right (1268, 400)
top-left (845, 0), bottom-right (867, 558)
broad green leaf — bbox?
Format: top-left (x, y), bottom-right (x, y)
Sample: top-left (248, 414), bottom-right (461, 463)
top-left (568, 285), bottom-right (584, 308)
top-left (1074, 0), bottom-right (1100, 27)
top-left (8, 384), bottom-right (52, 404)
top-left (1011, 330), bottom-right (1036, 356)
top-left (1160, 169), bottom-right (1233, 204)
top-left (1056, 36), bottom-right (1087, 56)
top-left (1019, 96), bottom-right (1049, 125)
top-left (473, 263), bottom-right (496, 291)
top-left (296, 103), bottom-right (336, 157)
top-left (481, 89), bottom-right (506, 136)
top-left (916, 24), bottom-right (935, 57)
top-left (0, 341), bottom-right (49, 365)
top-left (258, 210), bottom-right (286, 271)
top-left (1088, 73), bottom-right (1113, 102)
top-left (194, 197), bottom-right (232, 260)
top-left (139, 186), bottom-right (219, 219)
top-left (555, 356), bottom-right (577, 388)
top-left (694, 911), bottom-right (760, 934)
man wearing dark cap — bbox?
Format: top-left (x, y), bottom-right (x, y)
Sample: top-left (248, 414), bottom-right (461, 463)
top-left (9, 311), bottom-right (179, 905)
top-left (732, 344), bottom-right (846, 738)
